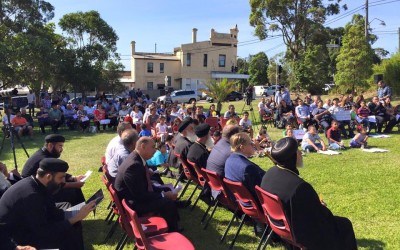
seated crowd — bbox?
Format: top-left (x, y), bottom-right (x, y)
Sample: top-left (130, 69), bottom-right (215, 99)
top-left (0, 85), bottom-right (397, 249)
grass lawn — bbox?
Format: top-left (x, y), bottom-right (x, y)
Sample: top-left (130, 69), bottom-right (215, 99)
top-left (1, 99), bottom-right (399, 249)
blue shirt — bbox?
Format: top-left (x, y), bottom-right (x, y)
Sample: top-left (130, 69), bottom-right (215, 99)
top-left (139, 129), bottom-right (151, 137)
top-left (146, 150), bottom-right (168, 168)
top-left (378, 85), bottom-right (391, 99)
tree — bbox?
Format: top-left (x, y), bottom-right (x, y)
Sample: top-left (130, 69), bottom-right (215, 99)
top-left (204, 78), bottom-right (236, 112)
top-left (248, 52), bottom-right (269, 86)
top-left (236, 57), bottom-right (250, 92)
top-left (249, 0), bottom-right (346, 61)
top-left (296, 44), bottom-right (329, 94)
top-left (58, 11), bottom-right (118, 95)
top-left (100, 61), bottom-right (125, 94)
top-left (0, 0), bottom-right (55, 88)
top-left (371, 52), bottom-right (400, 95)
top-left (335, 15), bottom-right (374, 94)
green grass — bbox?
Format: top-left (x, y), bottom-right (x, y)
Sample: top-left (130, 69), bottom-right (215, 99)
top-left (1, 100), bottom-right (399, 249)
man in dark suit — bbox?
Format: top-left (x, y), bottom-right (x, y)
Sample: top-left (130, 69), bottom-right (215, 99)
top-left (114, 137), bottom-right (182, 232)
top-left (173, 117), bottom-right (196, 181)
top-left (261, 137), bottom-right (357, 250)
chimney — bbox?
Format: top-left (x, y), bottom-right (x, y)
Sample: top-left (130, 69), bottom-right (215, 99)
top-left (131, 41), bottom-right (136, 55)
top-left (192, 28), bottom-right (198, 43)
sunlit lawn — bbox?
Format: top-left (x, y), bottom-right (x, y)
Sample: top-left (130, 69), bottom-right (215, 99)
top-left (1, 98), bottom-right (399, 249)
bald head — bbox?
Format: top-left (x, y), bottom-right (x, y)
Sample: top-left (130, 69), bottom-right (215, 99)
top-left (222, 125), bottom-right (240, 140)
top-left (117, 122), bottom-right (133, 137)
top-left (121, 129), bottom-right (138, 152)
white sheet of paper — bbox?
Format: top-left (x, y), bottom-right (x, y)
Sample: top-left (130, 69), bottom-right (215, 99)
top-left (362, 148), bottom-right (389, 153)
top-left (80, 170), bottom-right (93, 182)
top-left (318, 150), bottom-right (341, 155)
top-left (368, 134), bottom-right (391, 138)
top-left (173, 184), bottom-right (183, 195)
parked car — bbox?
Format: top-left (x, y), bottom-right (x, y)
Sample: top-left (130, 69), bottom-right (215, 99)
top-left (207, 91), bottom-right (243, 102)
top-left (323, 83), bottom-right (335, 92)
top-left (262, 85), bottom-right (279, 97)
top-left (157, 90), bottom-right (199, 103)
top-left (104, 94), bottom-right (122, 102)
top-left (69, 96), bottom-right (97, 104)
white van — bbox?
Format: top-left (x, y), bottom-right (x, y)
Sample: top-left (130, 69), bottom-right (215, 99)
top-left (254, 85), bottom-right (269, 96)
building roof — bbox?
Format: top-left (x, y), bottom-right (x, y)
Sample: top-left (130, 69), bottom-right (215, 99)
top-left (133, 53), bottom-right (179, 61)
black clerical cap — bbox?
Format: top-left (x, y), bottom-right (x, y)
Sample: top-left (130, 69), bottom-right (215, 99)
top-left (39, 158), bottom-right (69, 173)
top-left (178, 117), bottom-right (193, 133)
top-left (45, 134), bottom-right (65, 143)
top-left (271, 137), bottom-right (298, 169)
top-left (195, 123), bottom-right (210, 138)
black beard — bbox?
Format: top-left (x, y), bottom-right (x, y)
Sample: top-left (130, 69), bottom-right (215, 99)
top-left (46, 180), bottom-right (63, 195)
top-left (49, 148), bottom-right (61, 158)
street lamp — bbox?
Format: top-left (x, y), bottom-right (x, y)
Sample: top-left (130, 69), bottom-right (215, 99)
top-left (366, 18), bottom-right (386, 38)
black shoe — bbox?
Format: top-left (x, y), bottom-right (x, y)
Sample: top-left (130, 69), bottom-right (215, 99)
top-left (166, 171), bottom-right (176, 179)
top-left (176, 200), bottom-right (191, 208)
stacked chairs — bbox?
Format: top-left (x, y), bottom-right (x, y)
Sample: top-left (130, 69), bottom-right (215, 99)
top-left (106, 183), bottom-right (169, 250)
top-left (223, 179), bottom-right (270, 250)
top-left (255, 185), bottom-right (305, 250)
top-left (122, 199), bottom-right (195, 250)
top-left (201, 169), bottom-right (239, 244)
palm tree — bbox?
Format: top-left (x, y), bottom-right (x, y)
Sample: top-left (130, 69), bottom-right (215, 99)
top-left (204, 78), bottom-right (235, 112)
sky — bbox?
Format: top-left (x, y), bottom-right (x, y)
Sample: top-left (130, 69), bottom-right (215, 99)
top-left (49, 0), bottom-right (400, 71)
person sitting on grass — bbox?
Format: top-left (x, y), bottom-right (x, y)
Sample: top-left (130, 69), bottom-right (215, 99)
top-left (156, 116), bottom-right (169, 143)
top-left (326, 120), bottom-right (345, 150)
top-left (138, 123), bottom-right (151, 137)
top-left (212, 130), bottom-right (222, 144)
top-left (239, 111), bottom-right (253, 138)
top-left (301, 125), bottom-right (327, 153)
top-left (282, 124), bottom-right (293, 137)
top-left (11, 111), bottom-right (33, 139)
top-left (147, 143), bottom-right (170, 175)
top-left (285, 128), bottom-right (296, 139)
top-left (357, 101), bottom-right (371, 132)
top-left (224, 104), bottom-right (239, 119)
top-left (254, 128), bottom-right (272, 149)
top-left (349, 127), bottom-right (369, 148)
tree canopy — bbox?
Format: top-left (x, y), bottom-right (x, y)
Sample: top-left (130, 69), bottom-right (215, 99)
top-left (248, 52), bottom-right (269, 86)
top-left (334, 14), bottom-right (374, 94)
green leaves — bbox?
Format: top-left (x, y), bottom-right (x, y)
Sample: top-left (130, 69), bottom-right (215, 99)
top-left (248, 52), bottom-right (269, 86)
top-left (204, 78), bottom-right (236, 105)
top-left (335, 15), bottom-right (374, 94)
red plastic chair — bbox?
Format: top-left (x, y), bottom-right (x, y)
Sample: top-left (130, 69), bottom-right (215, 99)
top-left (202, 169), bottom-right (239, 243)
top-left (122, 199), bottom-right (195, 250)
top-left (220, 117), bottom-right (230, 128)
top-left (174, 153), bottom-right (200, 204)
top-left (255, 185), bottom-right (305, 250)
top-left (187, 159), bottom-right (208, 210)
top-left (205, 117), bottom-right (219, 133)
top-left (106, 184), bottom-right (169, 249)
top-left (223, 179), bottom-right (269, 250)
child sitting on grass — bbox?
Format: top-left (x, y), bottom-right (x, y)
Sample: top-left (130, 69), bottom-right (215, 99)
top-left (138, 123), bottom-right (151, 137)
top-left (155, 116), bottom-right (168, 142)
top-left (326, 120), bottom-right (345, 150)
top-left (349, 127), bottom-right (369, 148)
top-left (254, 128), bottom-right (272, 149)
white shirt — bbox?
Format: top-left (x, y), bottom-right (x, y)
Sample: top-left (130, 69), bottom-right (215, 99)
top-left (239, 118), bottom-right (252, 129)
top-left (130, 110), bottom-right (143, 123)
top-left (27, 93), bottom-right (36, 104)
top-left (2, 115), bottom-right (15, 125)
top-left (105, 135), bottom-right (121, 164)
top-left (156, 123), bottom-right (168, 134)
top-left (84, 106), bottom-right (96, 115)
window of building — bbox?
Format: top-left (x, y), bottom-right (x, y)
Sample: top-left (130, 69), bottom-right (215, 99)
top-left (160, 63), bottom-right (164, 73)
top-left (147, 82), bottom-right (153, 90)
top-left (203, 54), bottom-right (208, 67)
top-left (219, 54), bottom-right (226, 67)
top-left (147, 62), bottom-right (153, 73)
top-left (186, 53), bottom-right (191, 66)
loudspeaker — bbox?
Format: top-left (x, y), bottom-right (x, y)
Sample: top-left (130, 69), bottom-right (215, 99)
top-left (374, 74), bottom-right (383, 84)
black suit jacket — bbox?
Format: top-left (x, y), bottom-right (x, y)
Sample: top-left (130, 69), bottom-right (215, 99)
top-left (114, 151), bottom-right (161, 207)
top-left (261, 166), bottom-right (339, 250)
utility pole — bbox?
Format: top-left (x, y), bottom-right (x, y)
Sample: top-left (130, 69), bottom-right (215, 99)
top-left (398, 27), bottom-right (400, 52)
top-left (365, 0), bottom-right (369, 38)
